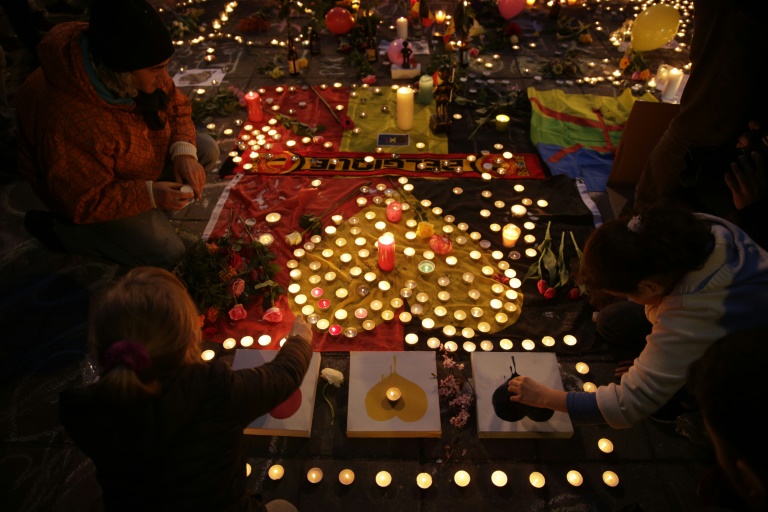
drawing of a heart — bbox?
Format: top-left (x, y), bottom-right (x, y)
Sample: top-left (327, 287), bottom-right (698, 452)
top-left (492, 357), bottom-right (554, 423)
top-left (270, 388), bottom-right (302, 419)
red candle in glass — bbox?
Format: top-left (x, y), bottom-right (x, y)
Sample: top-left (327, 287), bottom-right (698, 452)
top-left (245, 91), bottom-right (263, 122)
top-left (318, 299), bottom-right (331, 309)
top-left (378, 233), bottom-right (396, 272)
top-left (386, 202), bottom-right (402, 223)
top-left (329, 324), bottom-right (342, 336)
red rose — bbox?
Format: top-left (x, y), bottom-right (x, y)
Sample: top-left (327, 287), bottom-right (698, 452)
top-left (229, 252), bottom-right (243, 270)
top-left (228, 304), bottom-right (248, 321)
top-left (544, 287), bottom-right (557, 299)
top-left (263, 307), bottom-right (283, 323)
top-left (202, 326), bottom-right (219, 339)
top-left (537, 279), bottom-right (548, 295)
top-left (429, 235), bottom-right (453, 255)
top-left (205, 306), bottom-right (219, 323)
top-left (493, 273), bottom-right (510, 285)
top-left (568, 287), bottom-right (581, 300)
top-left (230, 278), bottom-right (246, 298)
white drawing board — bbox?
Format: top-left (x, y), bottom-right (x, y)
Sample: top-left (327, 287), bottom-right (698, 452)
top-left (471, 351), bottom-right (573, 438)
top-left (232, 349), bottom-right (321, 437)
top-left (347, 351), bottom-right (441, 438)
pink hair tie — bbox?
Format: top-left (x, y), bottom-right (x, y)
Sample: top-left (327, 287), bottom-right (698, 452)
top-left (103, 340), bottom-right (151, 373)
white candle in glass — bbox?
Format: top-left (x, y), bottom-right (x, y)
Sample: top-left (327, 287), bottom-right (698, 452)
top-left (662, 67), bottom-right (683, 101)
top-left (396, 87), bottom-right (414, 131)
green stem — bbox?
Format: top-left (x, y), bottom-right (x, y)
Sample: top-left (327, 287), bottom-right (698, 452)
top-left (322, 382), bottom-right (335, 425)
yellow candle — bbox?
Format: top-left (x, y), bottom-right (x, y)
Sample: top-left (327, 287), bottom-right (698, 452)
top-left (386, 387), bottom-right (401, 402)
top-left (376, 471), bottom-right (392, 487)
top-left (495, 114), bottom-right (510, 131)
top-left (529, 471), bottom-right (545, 488)
top-left (502, 224), bottom-right (521, 247)
top-left (566, 470), bottom-right (583, 487)
top-left (598, 438), bottom-right (614, 453)
top-left (396, 87), bottom-right (414, 131)
top-left (454, 470), bottom-right (470, 487)
top-left (307, 467), bottom-right (323, 483)
top-left (339, 469), bottom-right (355, 485)
top-left (602, 471), bottom-right (619, 487)
top-left (417, 472), bottom-right (432, 489)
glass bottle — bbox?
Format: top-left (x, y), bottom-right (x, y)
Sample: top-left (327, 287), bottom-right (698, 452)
top-left (309, 27), bottom-right (321, 55)
top-left (287, 39), bottom-right (300, 76)
top-left (365, 33), bottom-right (378, 64)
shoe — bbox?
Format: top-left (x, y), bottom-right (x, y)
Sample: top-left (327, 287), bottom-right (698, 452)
top-left (24, 210), bottom-right (67, 252)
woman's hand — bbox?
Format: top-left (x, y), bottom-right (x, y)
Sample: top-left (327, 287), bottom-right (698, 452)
top-left (173, 155), bottom-right (206, 200)
top-left (288, 315), bottom-right (313, 343)
top-left (507, 375), bottom-right (569, 412)
top-left (152, 181), bottom-right (193, 210)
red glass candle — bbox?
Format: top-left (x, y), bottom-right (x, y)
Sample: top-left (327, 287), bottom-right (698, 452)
top-left (318, 298), bottom-right (331, 309)
top-left (329, 324), bottom-right (342, 336)
top-left (245, 91), bottom-right (263, 122)
top-left (378, 233), bottom-right (395, 272)
top-left (386, 202), bottom-right (402, 223)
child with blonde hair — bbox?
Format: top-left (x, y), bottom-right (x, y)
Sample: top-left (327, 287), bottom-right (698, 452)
top-left (60, 267), bottom-right (312, 511)
top-left (507, 207), bottom-right (768, 428)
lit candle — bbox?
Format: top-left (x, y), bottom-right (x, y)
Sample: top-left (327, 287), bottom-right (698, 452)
top-left (201, 349), bottom-right (215, 361)
top-left (491, 470), bottom-right (508, 487)
top-left (511, 204), bottom-right (528, 217)
top-left (268, 464), bottom-right (285, 480)
top-left (529, 471), bottom-right (545, 488)
top-left (575, 362), bottom-right (590, 374)
top-left (417, 74), bottom-right (434, 104)
top-left (583, 382), bottom-right (597, 392)
top-left (376, 471), bottom-right (392, 487)
top-left (244, 91), bottom-right (263, 122)
top-left (417, 472), bottom-right (433, 489)
top-left (386, 387), bottom-right (401, 403)
top-left (495, 114), bottom-right (510, 131)
top-left (602, 471), bottom-right (619, 487)
top-left (386, 202), bottom-right (402, 222)
top-left (566, 470), bottom-right (583, 487)
top-left (454, 470), bottom-right (470, 487)
top-left (502, 224), bottom-right (521, 247)
top-left (396, 16), bottom-right (408, 39)
top-left (662, 67), bottom-right (683, 102)
top-left (377, 233), bottom-right (396, 272)
top-left (444, 340), bottom-right (458, 351)
top-left (266, 212), bottom-right (281, 224)
top-left (435, 10), bottom-right (446, 23)
top-left (222, 338), bottom-right (237, 350)
top-left (240, 336), bottom-right (254, 347)
top-left (307, 467), bottom-right (323, 483)
top-left (396, 87), bottom-right (414, 131)
top-left (598, 438), bottom-right (614, 453)
top-left (339, 469), bottom-right (355, 485)
top-left (563, 334), bottom-right (577, 346)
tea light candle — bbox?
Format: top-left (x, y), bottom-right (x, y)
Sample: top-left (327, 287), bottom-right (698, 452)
top-left (495, 114), bottom-right (510, 131)
top-left (418, 260), bottom-right (435, 276)
top-left (541, 336), bottom-right (555, 347)
top-left (446, 256), bottom-right (458, 266)
top-left (289, 269), bottom-right (302, 280)
top-left (454, 310), bottom-right (467, 322)
top-left (567, 470), bottom-right (583, 487)
top-left (386, 387), bottom-right (402, 403)
top-left (438, 276), bottom-right (451, 287)
top-left (266, 212), bottom-right (281, 224)
top-left (335, 309), bottom-right (348, 320)
top-left (328, 324), bottom-right (342, 336)
top-left (339, 469), bottom-right (355, 485)
top-left (525, 248), bottom-right (538, 258)
top-left (396, 87), bottom-right (414, 131)
top-left (482, 266), bottom-right (495, 277)
top-left (404, 333), bottom-right (418, 345)
top-left (575, 362), bottom-right (590, 374)
top-left (500, 338), bottom-right (513, 350)
top-left (511, 204), bottom-right (527, 217)
top-left (537, 199), bottom-right (549, 208)
top-left (602, 471), bottom-right (619, 487)
top-left (370, 300), bottom-right (383, 311)
top-left (583, 382), bottom-right (597, 392)
top-left (444, 341), bottom-right (458, 352)
top-left (461, 327), bottom-right (475, 338)
top-left (521, 198), bottom-right (533, 206)
top-left (522, 339), bottom-right (535, 350)
top-left (598, 438), bottom-right (614, 453)
top-left (258, 233), bottom-right (274, 246)
top-left (201, 349), bottom-right (215, 361)
top-left (308, 275), bottom-right (322, 285)
top-left (356, 197), bottom-right (368, 207)
top-left (324, 225), bottom-right (337, 236)
top-left (416, 292), bottom-right (429, 303)
top-left (378, 233), bottom-right (396, 272)
top-left (302, 305), bottom-right (314, 316)
top-left (417, 473), bottom-right (433, 489)
top-left (422, 250), bottom-right (435, 260)
top-left (438, 291), bottom-right (451, 302)
top-left (376, 471), bottom-right (392, 488)
top-left (502, 224), bottom-right (521, 247)
top-left (422, 318), bottom-right (435, 329)
top-left (318, 299), bottom-right (331, 310)
top-left (223, 338), bottom-right (237, 350)
top-left (468, 289), bottom-right (480, 301)
top-left (434, 306), bottom-right (447, 317)
top-left (374, 221), bottom-right (387, 232)
top-left (269, 464), bottom-right (285, 480)
top-left (469, 250), bottom-right (482, 261)
top-left (491, 470), bottom-right (508, 487)
top-left (307, 467), bottom-right (323, 483)
top-left (427, 337), bottom-right (441, 349)
top-left (294, 295), bottom-right (307, 306)
top-left (363, 320), bottom-right (376, 330)
top-left (411, 304), bottom-right (424, 316)
top-left (563, 334), bottom-right (577, 346)
top-left (463, 341), bottom-right (477, 352)
top-left (240, 336), bottom-right (254, 347)
top-left (529, 472), bottom-right (545, 488)
top-left (454, 470), bottom-right (470, 487)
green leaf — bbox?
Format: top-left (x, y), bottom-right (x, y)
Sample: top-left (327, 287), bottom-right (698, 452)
top-left (556, 231), bottom-right (570, 288)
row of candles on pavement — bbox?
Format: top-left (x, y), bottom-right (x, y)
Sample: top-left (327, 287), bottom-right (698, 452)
top-left (252, 437), bottom-right (618, 488)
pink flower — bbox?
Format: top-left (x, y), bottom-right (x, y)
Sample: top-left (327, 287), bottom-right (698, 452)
top-left (262, 306), bottom-right (283, 323)
top-left (468, 47), bottom-right (480, 58)
top-left (230, 278), bottom-right (245, 298)
top-left (228, 304), bottom-right (248, 321)
top-left (544, 287), bottom-right (557, 300)
top-left (537, 279), bottom-right (548, 295)
top-left (361, 74), bottom-right (377, 85)
top-left (205, 306), bottom-right (219, 323)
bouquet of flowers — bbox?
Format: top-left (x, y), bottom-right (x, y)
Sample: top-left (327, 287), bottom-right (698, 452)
top-left (174, 214), bottom-right (285, 335)
top-left (523, 221), bottom-right (584, 300)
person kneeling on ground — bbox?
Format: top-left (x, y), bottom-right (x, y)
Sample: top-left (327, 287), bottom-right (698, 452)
top-left (15, 0), bottom-right (219, 268)
top-left (507, 206), bottom-right (768, 429)
top-left (59, 267), bottom-right (311, 511)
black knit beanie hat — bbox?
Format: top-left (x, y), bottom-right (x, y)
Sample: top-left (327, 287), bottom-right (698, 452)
top-left (88, 0), bottom-right (175, 72)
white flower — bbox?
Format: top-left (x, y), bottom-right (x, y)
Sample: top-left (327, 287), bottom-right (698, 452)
top-left (320, 368), bottom-right (344, 388)
top-left (285, 231), bottom-right (303, 246)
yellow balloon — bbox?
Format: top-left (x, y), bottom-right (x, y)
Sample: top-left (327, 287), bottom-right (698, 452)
top-left (631, 4), bottom-right (680, 52)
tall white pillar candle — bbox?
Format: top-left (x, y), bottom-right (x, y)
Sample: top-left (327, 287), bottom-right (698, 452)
top-left (662, 68), bottom-right (683, 102)
top-left (397, 87), bottom-right (414, 131)
top-left (396, 17), bottom-right (408, 40)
